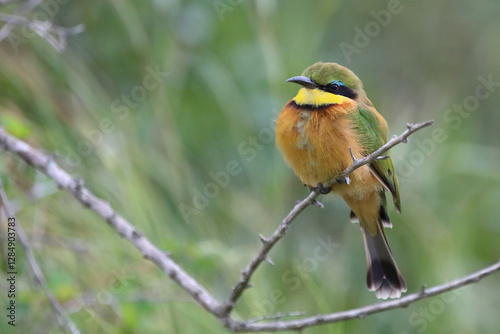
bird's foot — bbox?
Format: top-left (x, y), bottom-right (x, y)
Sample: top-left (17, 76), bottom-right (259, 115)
top-left (313, 183), bottom-right (332, 195)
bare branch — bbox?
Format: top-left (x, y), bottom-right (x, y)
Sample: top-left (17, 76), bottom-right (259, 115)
top-left (333, 121), bottom-right (434, 186)
top-left (226, 260), bottom-right (500, 332)
top-left (221, 190), bottom-right (319, 315)
top-left (0, 126), bottom-right (226, 318)
top-left (0, 0), bottom-right (45, 42)
top-left (0, 9), bottom-right (84, 52)
top-left (0, 180), bottom-right (81, 334)
top-left (246, 312), bottom-right (307, 324)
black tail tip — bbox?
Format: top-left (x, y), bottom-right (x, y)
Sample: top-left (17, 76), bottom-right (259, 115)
top-left (367, 260), bottom-right (407, 299)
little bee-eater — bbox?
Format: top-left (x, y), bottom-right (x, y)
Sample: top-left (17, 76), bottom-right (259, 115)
top-left (276, 62), bottom-right (407, 299)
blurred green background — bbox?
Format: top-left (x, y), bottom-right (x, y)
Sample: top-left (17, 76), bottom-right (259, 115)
top-left (1, 0), bottom-right (500, 333)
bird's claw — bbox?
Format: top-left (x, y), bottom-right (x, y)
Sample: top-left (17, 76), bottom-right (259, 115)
top-left (314, 183), bottom-right (332, 195)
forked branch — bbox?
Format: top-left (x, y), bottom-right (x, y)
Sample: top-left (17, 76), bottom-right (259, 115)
top-left (3, 120), bottom-right (499, 333)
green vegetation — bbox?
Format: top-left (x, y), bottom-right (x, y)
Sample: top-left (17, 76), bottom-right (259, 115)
top-left (1, 0), bottom-right (500, 333)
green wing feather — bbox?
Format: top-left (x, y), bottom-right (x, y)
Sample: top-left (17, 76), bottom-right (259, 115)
top-left (349, 107), bottom-right (401, 212)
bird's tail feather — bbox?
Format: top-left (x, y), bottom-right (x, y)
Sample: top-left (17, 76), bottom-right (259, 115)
top-left (361, 223), bottom-right (406, 299)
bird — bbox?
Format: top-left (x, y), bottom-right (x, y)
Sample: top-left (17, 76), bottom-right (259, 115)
top-left (275, 62), bottom-right (407, 299)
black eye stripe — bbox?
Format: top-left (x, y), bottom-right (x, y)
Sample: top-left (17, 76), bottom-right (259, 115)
top-left (316, 83), bottom-right (357, 99)
top-left (305, 78), bottom-right (357, 99)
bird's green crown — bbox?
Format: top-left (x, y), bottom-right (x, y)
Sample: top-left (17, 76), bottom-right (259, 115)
top-left (302, 62), bottom-right (362, 89)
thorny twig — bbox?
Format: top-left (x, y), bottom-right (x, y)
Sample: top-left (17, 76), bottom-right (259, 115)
top-left (3, 120), bottom-right (500, 333)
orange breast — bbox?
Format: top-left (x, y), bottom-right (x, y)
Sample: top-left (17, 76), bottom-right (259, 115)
top-left (275, 100), bottom-right (380, 197)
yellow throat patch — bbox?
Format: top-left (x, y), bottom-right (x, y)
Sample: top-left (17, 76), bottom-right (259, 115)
top-left (293, 88), bottom-right (349, 107)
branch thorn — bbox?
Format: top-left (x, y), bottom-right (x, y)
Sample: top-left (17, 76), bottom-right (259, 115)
top-left (265, 255), bottom-right (275, 266)
top-left (348, 146), bottom-right (359, 163)
top-left (313, 200), bottom-right (324, 208)
top-left (259, 234), bottom-right (270, 244)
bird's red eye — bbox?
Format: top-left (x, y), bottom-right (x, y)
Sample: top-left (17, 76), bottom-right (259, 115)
top-left (331, 83), bottom-right (339, 91)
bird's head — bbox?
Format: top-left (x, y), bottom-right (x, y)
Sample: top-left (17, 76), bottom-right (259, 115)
top-left (287, 62), bottom-right (367, 107)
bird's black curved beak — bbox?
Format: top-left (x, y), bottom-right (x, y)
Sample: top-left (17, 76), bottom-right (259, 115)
top-left (286, 76), bottom-right (317, 89)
